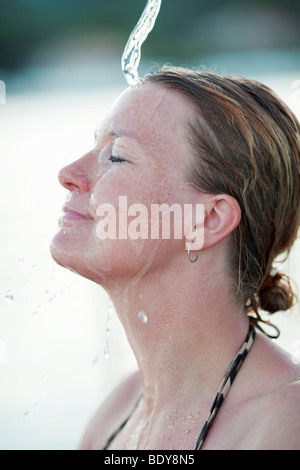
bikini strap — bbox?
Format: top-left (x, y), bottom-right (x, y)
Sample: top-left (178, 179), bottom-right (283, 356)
top-left (194, 323), bottom-right (256, 450)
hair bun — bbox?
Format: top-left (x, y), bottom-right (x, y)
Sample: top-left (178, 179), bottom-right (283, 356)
top-left (258, 272), bottom-right (296, 314)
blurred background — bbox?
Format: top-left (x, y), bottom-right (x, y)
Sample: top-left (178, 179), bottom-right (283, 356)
top-left (0, 0), bottom-right (299, 450)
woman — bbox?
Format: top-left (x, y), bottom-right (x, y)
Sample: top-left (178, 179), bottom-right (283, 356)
top-left (51, 66), bottom-right (300, 450)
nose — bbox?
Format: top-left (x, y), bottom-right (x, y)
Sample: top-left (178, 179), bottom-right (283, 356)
top-left (58, 156), bottom-right (90, 192)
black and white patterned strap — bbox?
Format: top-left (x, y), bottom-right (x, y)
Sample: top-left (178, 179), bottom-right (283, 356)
top-left (102, 323), bottom-right (256, 450)
top-left (194, 323), bottom-right (256, 450)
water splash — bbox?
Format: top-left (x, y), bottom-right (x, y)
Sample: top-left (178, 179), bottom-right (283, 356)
top-left (104, 299), bottom-right (113, 359)
top-left (4, 289), bottom-right (15, 305)
top-left (92, 355), bottom-right (99, 368)
top-left (32, 305), bottom-right (41, 316)
top-left (121, 0), bottom-right (162, 86)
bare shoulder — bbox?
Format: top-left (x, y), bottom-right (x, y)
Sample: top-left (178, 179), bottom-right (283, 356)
top-left (78, 371), bottom-right (142, 450)
top-left (254, 379), bottom-right (300, 450)
top-left (223, 332), bottom-right (300, 450)
top-left (247, 334), bottom-right (300, 449)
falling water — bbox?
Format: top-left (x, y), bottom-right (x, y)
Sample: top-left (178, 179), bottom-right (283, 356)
top-left (4, 290), bottom-right (15, 305)
top-left (104, 299), bottom-right (113, 359)
top-left (121, 0), bottom-right (162, 86)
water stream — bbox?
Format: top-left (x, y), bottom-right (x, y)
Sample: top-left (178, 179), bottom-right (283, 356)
top-left (121, 0), bottom-right (162, 85)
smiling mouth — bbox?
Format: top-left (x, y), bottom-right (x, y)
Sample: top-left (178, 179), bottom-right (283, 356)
top-left (62, 212), bottom-right (91, 220)
top-left (60, 208), bottom-right (94, 223)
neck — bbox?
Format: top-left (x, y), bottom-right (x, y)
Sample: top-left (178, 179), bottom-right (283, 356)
top-left (104, 251), bottom-right (249, 410)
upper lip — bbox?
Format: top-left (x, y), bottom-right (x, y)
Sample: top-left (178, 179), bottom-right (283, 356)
top-left (62, 205), bottom-right (94, 220)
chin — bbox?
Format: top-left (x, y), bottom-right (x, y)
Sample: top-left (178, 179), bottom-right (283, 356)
top-left (50, 227), bottom-right (88, 275)
top-left (50, 229), bottom-right (77, 270)
top-left (50, 226), bottom-right (110, 284)
top-left (50, 225), bottom-right (157, 285)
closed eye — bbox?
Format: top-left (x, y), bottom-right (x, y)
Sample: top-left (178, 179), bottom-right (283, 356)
top-left (109, 156), bottom-right (126, 163)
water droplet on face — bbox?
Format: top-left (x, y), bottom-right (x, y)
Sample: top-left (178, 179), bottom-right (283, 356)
top-left (23, 410), bottom-right (29, 421)
top-left (138, 310), bottom-right (148, 324)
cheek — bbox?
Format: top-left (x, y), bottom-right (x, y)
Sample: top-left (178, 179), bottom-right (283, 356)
top-left (91, 164), bottom-right (185, 247)
top-left (91, 171), bottom-right (131, 209)
top-left (92, 166), bottom-right (168, 210)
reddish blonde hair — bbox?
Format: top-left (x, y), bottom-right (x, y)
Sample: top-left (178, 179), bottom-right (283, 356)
top-left (146, 66), bottom-right (300, 335)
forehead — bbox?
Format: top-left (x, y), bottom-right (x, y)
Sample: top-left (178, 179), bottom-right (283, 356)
top-left (98, 83), bottom-right (192, 148)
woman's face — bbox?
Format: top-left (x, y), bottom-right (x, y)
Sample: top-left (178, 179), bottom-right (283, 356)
top-left (50, 82), bottom-right (197, 285)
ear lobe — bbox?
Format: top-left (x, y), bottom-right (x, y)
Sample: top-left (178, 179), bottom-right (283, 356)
top-left (184, 203), bottom-right (205, 251)
top-left (202, 195), bottom-right (241, 249)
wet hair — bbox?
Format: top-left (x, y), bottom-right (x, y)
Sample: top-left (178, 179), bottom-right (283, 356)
top-left (145, 66), bottom-right (300, 336)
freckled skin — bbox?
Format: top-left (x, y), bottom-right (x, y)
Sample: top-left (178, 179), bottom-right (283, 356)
top-left (51, 83), bottom-right (195, 283)
top-left (52, 84), bottom-right (300, 451)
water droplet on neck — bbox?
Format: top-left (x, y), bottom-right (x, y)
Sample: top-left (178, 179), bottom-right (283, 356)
top-left (138, 310), bottom-right (148, 324)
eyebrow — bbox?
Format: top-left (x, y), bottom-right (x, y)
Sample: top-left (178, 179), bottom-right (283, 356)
top-left (94, 127), bottom-right (139, 143)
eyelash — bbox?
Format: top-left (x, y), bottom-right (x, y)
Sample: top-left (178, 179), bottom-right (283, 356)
top-left (109, 155), bottom-right (126, 163)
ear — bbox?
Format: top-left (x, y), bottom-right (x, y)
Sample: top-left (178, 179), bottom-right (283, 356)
top-left (184, 194), bottom-right (241, 251)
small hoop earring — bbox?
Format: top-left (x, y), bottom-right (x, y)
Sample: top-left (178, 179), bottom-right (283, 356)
top-left (187, 241), bottom-right (199, 263)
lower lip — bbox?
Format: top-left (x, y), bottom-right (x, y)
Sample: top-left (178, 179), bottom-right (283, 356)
top-left (60, 212), bottom-right (93, 222)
